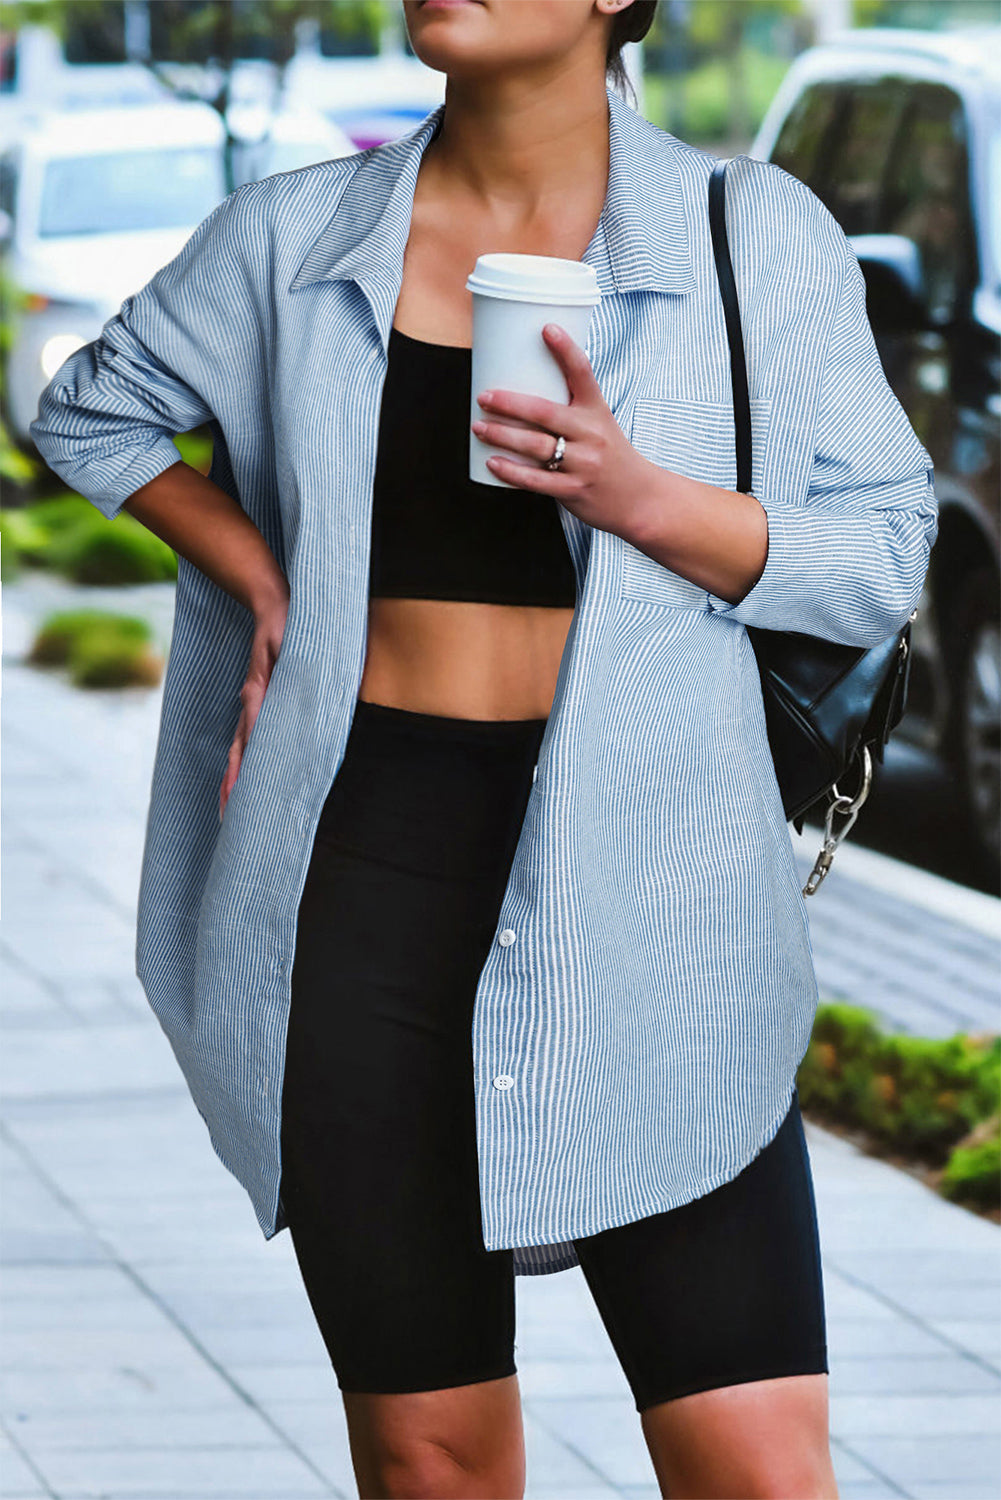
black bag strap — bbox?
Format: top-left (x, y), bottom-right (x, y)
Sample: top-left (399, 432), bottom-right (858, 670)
top-left (708, 158), bottom-right (753, 496)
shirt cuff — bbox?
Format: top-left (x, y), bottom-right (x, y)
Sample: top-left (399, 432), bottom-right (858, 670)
top-left (86, 435), bottom-right (185, 521)
top-left (705, 497), bottom-right (805, 627)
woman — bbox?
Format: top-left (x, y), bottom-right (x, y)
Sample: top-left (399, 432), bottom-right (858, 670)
top-left (32, 1), bottom-right (937, 1495)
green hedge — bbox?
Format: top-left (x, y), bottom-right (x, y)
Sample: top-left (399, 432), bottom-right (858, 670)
top-left (1, 506), bottom-right (52, 578)
top-left (28, 608), bottom-right (164, 689)
top-left (940, 1120), bottom-right (1001, 1209)
top-left (798, 1002), bottom-right (1001, 1211)
top-left (1, 495), bottom-right (177, 584)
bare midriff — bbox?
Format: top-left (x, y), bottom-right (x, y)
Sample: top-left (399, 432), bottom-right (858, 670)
top-left (358, 596), bottom-right (575, 721)
top-left (356, 134), bottom-right (600, 724)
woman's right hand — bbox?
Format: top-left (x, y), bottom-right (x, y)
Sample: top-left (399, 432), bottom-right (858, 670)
top-left (219, 591), bottom-right (291, 823)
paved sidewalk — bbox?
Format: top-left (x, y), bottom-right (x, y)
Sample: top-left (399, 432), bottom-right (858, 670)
top-left (789, 829), bottom-right (999, 1041)
top-left (2, 577), bottom-right (1000, 1500)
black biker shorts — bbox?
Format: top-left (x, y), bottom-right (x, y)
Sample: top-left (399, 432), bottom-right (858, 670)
top-left (279, 697), bottom-right (829, 1413)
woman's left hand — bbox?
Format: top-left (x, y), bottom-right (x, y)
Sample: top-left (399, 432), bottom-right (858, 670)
top-left (471, 322), bottom-right (654, 540)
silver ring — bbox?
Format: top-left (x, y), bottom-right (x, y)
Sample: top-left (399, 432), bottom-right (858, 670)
top-left (545, 433), bottom-right (567, 470)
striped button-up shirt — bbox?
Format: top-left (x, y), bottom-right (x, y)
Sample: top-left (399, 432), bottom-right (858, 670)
top-left (32, 84), bottom-right (937, 1277)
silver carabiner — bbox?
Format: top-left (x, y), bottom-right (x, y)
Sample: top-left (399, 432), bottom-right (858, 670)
top-left (802, 747), bottom-right (874, 896)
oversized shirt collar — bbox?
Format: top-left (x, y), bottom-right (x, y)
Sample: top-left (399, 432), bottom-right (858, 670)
top-left (289, 82), bottom-right (695, 347)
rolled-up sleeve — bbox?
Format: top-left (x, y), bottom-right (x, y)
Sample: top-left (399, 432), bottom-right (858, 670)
top-left (706, 232), bottom-right (938, 647)
top-left (30, 189), bottom-right (255, 521)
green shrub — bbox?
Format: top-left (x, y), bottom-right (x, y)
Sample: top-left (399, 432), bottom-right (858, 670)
top-left (0, 507), bottom-right (50, 580)
top-left (940, 1115), bottom-right (1001, 1209)
top-left (18, 494), bottom-right (96, 536)
top-left (798, 1003), bottom-right (1000, 1212)
top-left (172, 427), bottom-right (213, 474)
top-left (2, 495), bottom-right (96, 579)
top-left (798, 1003), bottom-right (1001, 1166)
top-left (2, 505), bottom-right (60, 554)
top-left (67, 630), bottom-right (163, 689)
top-left (28, 609), bottom-right (153, 668)
top-left (2, 494), bottom-right (177, 584)
top-left (44, 509), bottom-right (177, 585)
top-left (796, 1002), bottom-right (885, 1113)
top-left (0, 414), bottom-right (38, 487)
top-left (865, 1032), bottom-right (1000, 1154)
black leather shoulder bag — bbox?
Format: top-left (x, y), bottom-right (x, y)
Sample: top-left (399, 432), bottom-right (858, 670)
top-left (708, 157), bottom-right (915, 895)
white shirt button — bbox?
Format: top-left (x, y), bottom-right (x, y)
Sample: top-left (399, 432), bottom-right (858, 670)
top-left (493, 1074), bottom-right (514, 1090)
top-left (498, 928), bottom-right (516, 947)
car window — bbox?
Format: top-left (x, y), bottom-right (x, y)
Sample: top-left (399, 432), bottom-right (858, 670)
top-left (880, 83), bottom-right (974, 321)
top-left (770, 81), bottom-right (842, 188)
top-left (0, 155), bottom-right (15, 219)
top-left (38, 146), bottom-right (225, 238)
top-left (817, 78), bottom-right (910, 236)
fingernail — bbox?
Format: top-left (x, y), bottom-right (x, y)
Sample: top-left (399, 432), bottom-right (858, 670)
top-left (544, 323), bottom-right (561, 337)
top-left (478, 390), bottom-right (493, 405)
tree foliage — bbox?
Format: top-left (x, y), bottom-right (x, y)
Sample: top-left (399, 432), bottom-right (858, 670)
top-left (2, 0), bottom-right (387, 60)
top-left (2, 1), bottom-right (390, 189)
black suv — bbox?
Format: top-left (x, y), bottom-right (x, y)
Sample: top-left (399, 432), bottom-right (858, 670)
top-left (751, 26), bottom-right (1000, 877)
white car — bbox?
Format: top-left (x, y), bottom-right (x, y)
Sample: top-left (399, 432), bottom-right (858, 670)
top-left (1, 101), bottom-right (227, 443)
top-left (229, 103), bottom-right (358, 186)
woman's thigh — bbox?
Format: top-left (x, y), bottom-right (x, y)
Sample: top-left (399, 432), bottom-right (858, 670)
top-left (278, 699), bottom-right (546, 1398)
top-left (571, 1090), bottom-right (829, 1415)
top-left (280, 838), bottom-right (518, 1395)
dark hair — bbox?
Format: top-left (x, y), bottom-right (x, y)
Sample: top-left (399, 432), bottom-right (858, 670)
top-left (606, 0), bottom-right (657, 108)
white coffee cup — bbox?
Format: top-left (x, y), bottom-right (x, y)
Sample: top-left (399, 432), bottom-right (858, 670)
top-left (465, 254), bottom-right (601, 487)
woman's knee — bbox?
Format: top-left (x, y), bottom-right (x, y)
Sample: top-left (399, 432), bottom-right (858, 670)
top-left (343, 1377), bottom-right (526, 1500)
top-left (368, 1438), bottom-right (502, 1499)
top-left (640, 1372), bottom-right (837, 1500)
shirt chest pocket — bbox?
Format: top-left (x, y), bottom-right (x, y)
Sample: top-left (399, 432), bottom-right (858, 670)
top-left (622, 396), bottom-right (771, 610)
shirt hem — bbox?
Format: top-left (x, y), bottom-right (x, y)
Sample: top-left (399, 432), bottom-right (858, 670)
top-left (485, 1080), bottom-right (799, 1269)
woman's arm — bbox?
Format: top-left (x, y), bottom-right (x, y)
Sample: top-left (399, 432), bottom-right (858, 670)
top-left (124, 460), bottom-right (289, 619)
top-left (628, 183), bottom-right (938, 648)
top-left (32, 184), bottom-right (288, 615)
top-left (702, 235), bottom-right (936, 646)
top-left (123, 457), bottom-right (289, 820)
top-left (626, 473), bottom-right (768, 607)
top-left (30, 185), bottom-right (262, 520)
top-left (29, 182), bottom-right (292, 816)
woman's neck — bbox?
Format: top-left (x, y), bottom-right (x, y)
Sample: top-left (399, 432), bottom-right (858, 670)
top-left (422, 74), bottom-right (610, 227)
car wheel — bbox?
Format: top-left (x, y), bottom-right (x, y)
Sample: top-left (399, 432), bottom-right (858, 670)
top-left (947, 568), bottom-right (1000, 881)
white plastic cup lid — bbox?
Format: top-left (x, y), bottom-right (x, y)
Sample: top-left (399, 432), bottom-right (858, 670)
top-left (466, 253), bottom-right (600, 307)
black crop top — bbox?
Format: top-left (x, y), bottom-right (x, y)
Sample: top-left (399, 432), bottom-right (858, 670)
top-left (368, 326), bottom-right (578, 608)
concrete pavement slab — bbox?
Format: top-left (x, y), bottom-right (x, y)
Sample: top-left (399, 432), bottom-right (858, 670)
top-left (26, 1443), bottom-right (334, 1499)
top-left (523, 1397), bottom-right (661, 1487)
top-left (833, 1487), bottom-right (913, 1500)
top-left (838, 1434), bottom-right (1001, 1485)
